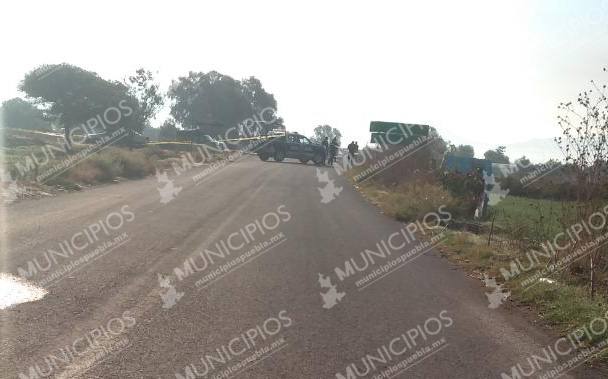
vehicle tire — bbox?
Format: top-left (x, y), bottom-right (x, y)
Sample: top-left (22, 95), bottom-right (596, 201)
top-left (299, 159), bottom-right (309, 164)
top-left (274, 151), bottom-right (285, 162)
top-left (313, 153), bottom-right (324, 165)
top-left (258, 153), bottom-right (269, 161)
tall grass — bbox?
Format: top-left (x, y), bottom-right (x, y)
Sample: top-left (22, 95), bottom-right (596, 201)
top-left (356, 180), bottom-right (457, 222)
top-left (49, 148), bottom-right (156, 185)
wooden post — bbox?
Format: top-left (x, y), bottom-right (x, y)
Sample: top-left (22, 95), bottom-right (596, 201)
top-left (488, 214), bottom-right (496, 246)
top-left (590, 256), bottom-right (595, 299)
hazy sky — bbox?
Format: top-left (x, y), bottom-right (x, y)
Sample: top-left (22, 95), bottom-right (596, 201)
top-left (2, 0), bottom-right (608, 161)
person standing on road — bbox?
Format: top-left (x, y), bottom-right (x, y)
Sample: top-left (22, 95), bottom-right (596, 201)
top-left (322, 137), bottom-right (329, 160)
top-left (328, 137), bottom-right (338, 165)
top-left (347, 141), bottom-right (356, 163)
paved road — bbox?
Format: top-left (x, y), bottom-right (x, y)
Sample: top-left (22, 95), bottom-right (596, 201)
top-left (0, 156), bottom-right (598, 378)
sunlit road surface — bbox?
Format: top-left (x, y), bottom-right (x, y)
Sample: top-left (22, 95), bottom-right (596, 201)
top-left (0, 156), bottom-right (598, 378)
top-left (0, 273), bottom-right (47, 310)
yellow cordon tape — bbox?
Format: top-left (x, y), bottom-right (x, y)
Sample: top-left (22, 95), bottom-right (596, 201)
top-left (149, 135), bottom-right (284, 144)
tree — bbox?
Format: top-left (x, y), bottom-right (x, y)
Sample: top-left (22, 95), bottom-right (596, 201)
top-left (262, 116), bottom-right (285, 135)
top-left (312, 125), bottom-right (342, 145)
top-left (159, 118), bottom-right (178, 141)
top-left (240, 76), bottom-right (277, 135)
top-left (515, 155), bottom-right (531, 167)
top-left (0, 98), bottom-right (52, 131)
top-left (428, 129), bottom-right (448, 170)
top-left (241, 77), bottom-right (276, 110)
top-left (450, 144), bottom-right (475, 158)
top-left (484, 145), bottom-right (510, 163)
top-left (20, 63), bottom-right (142, 150)
top-left (124, 68), bottom-right (164, 127)
top-left (556, 68), bottom-right (608, 298)
top-left (169, 71), bottom-right (253, 137)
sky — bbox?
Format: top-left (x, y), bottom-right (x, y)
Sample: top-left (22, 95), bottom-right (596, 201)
top-left (2, 0), bottom-right (608, 162)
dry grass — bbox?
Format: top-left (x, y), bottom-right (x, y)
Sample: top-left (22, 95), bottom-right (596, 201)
top-left (0, 128), bottom-right (221, 190)
top-left (354, 180), bottom-right (456, 222)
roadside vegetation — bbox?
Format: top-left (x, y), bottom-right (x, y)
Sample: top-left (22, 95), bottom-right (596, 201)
top-left (351, 171), bottom-right (608, 351)
top-left (348, 69), bottom-right (608, 352)
top-left (0, 128), bottom-right (220, 195)
top-left (1, 63), bottom-right (285, 198)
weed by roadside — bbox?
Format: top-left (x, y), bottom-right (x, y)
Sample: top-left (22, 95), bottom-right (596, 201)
top-left (1, 134), bottom-right (221, 196)
top-left (352, 177), bottom-right (608, 353)
top-left (439, 229), bottom-right (608, 348)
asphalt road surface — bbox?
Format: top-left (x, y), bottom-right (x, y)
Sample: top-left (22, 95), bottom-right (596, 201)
top-left (0, 155), bottom-right (602, 378)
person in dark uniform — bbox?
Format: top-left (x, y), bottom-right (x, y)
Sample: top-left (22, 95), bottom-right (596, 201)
top-left (328, 137), bottom-right (339, 165)
top-left (347, 141), bottom-right (356, 163)
top-left (321, 137), bottom-right (329, 160)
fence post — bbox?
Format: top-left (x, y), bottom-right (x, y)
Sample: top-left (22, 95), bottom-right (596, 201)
top-left (487, 214), bottom-right (496, 246)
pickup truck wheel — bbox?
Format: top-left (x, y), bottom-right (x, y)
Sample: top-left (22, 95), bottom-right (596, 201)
top-left (274, 151), bottom-right (285, 162)
top-left (313, 153), bottom-right (324, 165)
top-left (258, 153), bottom-right (269, 161)
top-left (299, 159), bottom-right (309, 164)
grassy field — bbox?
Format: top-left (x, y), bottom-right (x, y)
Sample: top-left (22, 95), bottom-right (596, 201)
top-left (489, 196), bottom-right (565, 243)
